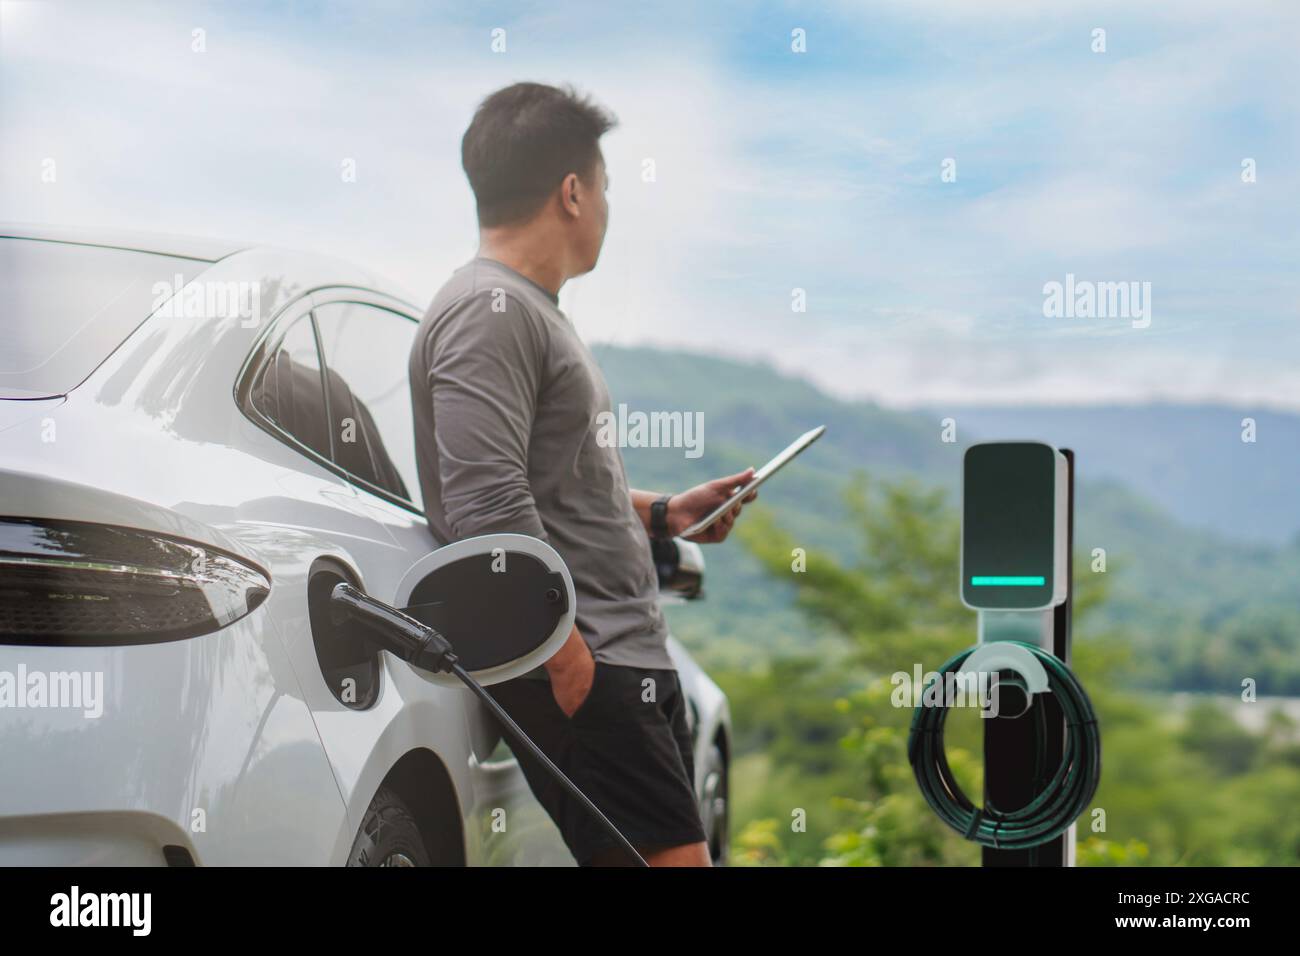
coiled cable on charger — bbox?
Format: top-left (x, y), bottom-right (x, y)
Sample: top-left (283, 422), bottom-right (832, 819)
top-left (908, 640), bottom-right (1101, 850)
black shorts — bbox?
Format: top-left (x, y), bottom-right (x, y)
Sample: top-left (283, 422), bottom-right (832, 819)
top-left (487, 661), bottom-right (707, 865)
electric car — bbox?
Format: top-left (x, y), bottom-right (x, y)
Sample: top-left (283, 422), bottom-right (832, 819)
top-left (0, 224), bottom-right (730, 866)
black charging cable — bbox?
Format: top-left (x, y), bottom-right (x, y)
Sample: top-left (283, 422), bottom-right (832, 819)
top-left (329, 582), bottom-right (649, 867)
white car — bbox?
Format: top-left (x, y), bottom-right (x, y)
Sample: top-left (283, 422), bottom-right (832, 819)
top-left (0, 224), bottom-right (730, 866)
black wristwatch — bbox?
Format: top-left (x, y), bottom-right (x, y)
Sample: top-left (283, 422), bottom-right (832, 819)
top-left (650, 494), bottom-right (673, 540)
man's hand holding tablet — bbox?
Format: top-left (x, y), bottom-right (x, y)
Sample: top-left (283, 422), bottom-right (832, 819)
top-left (658, 426), bottom-right (827, 544)
top-left (661, 467), bottom-right (761, 544)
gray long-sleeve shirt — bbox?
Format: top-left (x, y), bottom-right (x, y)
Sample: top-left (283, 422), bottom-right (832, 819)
top-left (409, 257), bottom-right (672, 670)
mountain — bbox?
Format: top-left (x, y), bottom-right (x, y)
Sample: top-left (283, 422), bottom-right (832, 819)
top-left (593, 344), bottom-right (1300, 693)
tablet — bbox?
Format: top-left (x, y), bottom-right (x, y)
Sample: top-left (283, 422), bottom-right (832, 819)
top-left (682, 425), bottom-right (827, 538)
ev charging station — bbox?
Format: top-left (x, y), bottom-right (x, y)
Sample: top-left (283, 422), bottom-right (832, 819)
top-left (910, 441), bottom-right (1101, 866)
top-left (965, 441), bottom-right (1074, 867)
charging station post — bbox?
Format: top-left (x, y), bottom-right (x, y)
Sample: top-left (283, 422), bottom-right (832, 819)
top-left (909, 440), bottom-right (1097, 858)
top-left (961, 441), bottom-right (1075, 866)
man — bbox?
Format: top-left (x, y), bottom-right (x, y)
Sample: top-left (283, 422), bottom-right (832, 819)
top-left (409, 82), bottom-right (754, 867)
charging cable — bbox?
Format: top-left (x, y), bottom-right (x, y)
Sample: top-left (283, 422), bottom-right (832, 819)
top-left (908, 640), bottom-right (1101, 850)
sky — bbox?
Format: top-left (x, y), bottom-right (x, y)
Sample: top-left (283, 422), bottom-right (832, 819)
top-left (3, 0), bottom-right (1298, 410)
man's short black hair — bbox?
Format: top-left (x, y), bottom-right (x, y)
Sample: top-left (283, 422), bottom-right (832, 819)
top-left (462, 82), bottom-right (617, 228)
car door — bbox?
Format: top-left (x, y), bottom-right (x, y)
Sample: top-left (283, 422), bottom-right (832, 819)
top-left (309, 291), bottom-right (572, 866)
top-left (237, 297), bottom-right (480, 861)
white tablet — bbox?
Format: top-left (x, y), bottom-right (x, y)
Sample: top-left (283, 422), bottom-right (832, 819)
top-left (682, 425), bottom-right (827, 538)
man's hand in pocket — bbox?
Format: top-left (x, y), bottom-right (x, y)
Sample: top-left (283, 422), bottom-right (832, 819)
top-left (545, 625), bottom-right (595, 718)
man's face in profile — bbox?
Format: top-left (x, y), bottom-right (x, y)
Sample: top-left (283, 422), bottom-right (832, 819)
top-left (575, 152), bottom-right (609, 275)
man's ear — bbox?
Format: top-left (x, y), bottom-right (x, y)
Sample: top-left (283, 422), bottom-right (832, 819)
top-left (560, 172), bottom-right (581, 218)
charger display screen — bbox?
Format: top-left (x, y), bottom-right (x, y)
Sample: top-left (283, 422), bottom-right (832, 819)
top-left (962, 442), bottom-right (1056, 610)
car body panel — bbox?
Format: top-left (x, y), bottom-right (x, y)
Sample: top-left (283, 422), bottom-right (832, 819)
top-left (0, 615), bottom-right (347, 865)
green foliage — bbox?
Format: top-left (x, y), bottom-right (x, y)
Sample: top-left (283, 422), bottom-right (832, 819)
top-left (1076, 837), bottom-right (1151, 866)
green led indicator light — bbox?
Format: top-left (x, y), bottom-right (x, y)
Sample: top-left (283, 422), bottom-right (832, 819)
top-left (970, 575), bottom-right (1046, 587)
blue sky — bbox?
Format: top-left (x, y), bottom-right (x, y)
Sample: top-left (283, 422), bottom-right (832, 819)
top-left (3, 0), bottom-right (1297, 409)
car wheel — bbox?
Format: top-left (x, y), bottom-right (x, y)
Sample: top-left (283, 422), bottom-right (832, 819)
top-left (347, 787), bottom-right (431, 867)
top-left (698, 742), bottom-right (729, 866)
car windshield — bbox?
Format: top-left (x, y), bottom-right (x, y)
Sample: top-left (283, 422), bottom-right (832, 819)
top-left (0, 238), bottom-right (207, 398)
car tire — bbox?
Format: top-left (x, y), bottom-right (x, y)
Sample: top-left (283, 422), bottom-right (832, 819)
top-left (346, 787), bottom-right (431, 867)
top-left (698, 742), bottom-right (729, 866)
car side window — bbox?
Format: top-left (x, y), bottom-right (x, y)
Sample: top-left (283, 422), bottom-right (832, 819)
top-left (313, 302), bottom-right (422, 510)
top-left (249, 312), bottom-right (332, 462)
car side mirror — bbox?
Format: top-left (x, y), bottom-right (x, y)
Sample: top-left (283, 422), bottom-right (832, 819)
top-left (392, 534), bottom-right (576, 686)
top-left (651, 536), bottom-right (705, 601)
